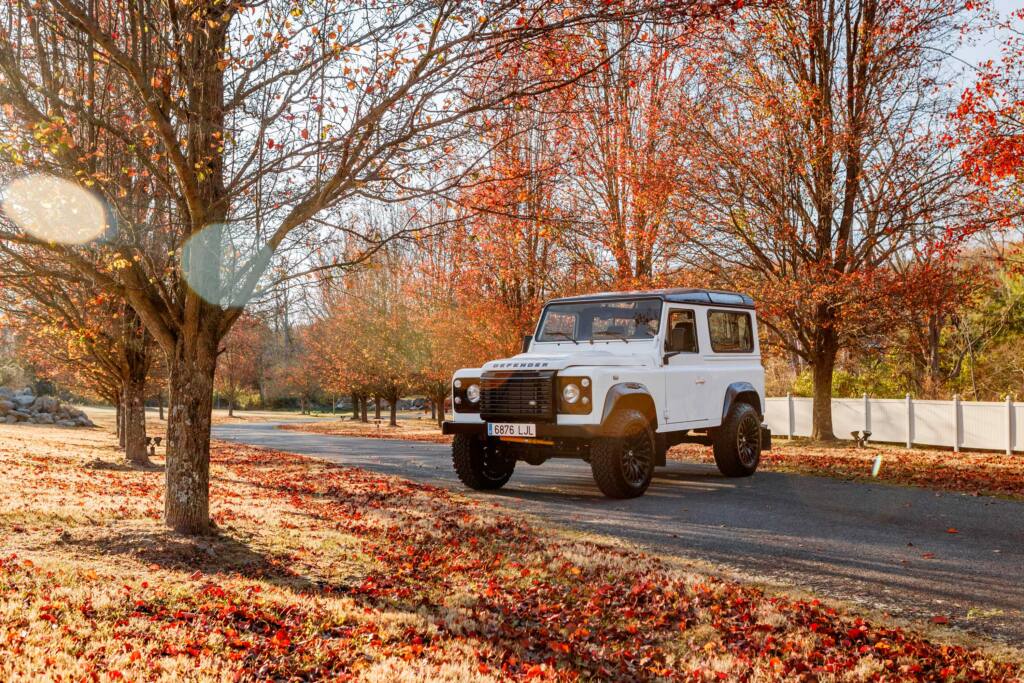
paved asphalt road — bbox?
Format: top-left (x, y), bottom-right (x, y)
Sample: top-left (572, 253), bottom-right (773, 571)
top-left (213, 422), bottom-right (1024, 644)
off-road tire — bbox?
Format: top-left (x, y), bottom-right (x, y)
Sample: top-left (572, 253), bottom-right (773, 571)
top-left (452, 434), bottom-right (515, 490)
top-left (713, 402), bottom-right (761, 477)
top-left (590, 409), bottom-right (656, 499)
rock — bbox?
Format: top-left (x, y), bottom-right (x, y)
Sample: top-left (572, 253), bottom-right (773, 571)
top-left (0, 387), bottom-right (12, 400)
top-left (31, 396), bottom-right (60, 414)
top-left (0, 393), bottom-right (94, 428)
top-left (12, 394), bottom-right (34, 409)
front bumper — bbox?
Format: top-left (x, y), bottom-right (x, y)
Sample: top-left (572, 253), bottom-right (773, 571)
top-left (442, 421), bottom-right (602, 439)
top-left (443, 421), bottom-right (773, 450)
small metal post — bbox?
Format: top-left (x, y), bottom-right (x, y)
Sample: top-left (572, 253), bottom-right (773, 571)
top-left (953, 393), bottom-right (961, 453)
top-left (905, 393), bottom-right (913, 449)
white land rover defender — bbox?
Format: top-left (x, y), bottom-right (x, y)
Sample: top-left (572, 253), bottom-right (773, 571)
top-left (442, 289), bottom-right (771, 498)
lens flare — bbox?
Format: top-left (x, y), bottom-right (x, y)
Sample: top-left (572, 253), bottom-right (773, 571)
top-left (181, 222), bottom-right (271, 308)
top-left (871, 455), bottom-right (883, 478)
top-left (1, 174), bottom-right (107, 244)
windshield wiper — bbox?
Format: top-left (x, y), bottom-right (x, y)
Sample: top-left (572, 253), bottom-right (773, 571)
top-left (593, 330), bottom-right (630, 343)
top-left (544, 331), bottom-right (578, 344)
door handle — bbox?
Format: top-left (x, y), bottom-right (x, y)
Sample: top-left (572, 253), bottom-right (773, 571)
top-left (695, 378), bottom-right (706, 385)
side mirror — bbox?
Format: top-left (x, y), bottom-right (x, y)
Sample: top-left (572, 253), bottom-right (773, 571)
top-left (521, 334), bottom-right (533, 353)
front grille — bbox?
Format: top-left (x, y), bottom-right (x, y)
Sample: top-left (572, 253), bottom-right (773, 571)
top-left (480, 370), bottom-right (556, 422)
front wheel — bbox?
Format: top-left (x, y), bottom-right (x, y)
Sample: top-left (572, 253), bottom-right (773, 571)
top-left (452, 434), bottom-right (515, 490)
top-left (590, 409), bottom-right (656, 498)
top-left (713, 402), bottom-right (762, 477)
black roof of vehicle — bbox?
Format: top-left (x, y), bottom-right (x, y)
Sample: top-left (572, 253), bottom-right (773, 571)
top-left (546, 288), bottom-right (755, 309)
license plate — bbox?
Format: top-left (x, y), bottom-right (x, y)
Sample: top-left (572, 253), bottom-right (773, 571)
top-left (487, 423), bottom-right (537, 438)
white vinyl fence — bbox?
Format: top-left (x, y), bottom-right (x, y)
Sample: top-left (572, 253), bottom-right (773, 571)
top-left (764, 394), bottom-right (1023, 454)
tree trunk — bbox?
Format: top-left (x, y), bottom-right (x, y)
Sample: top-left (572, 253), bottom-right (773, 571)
top-left (388, 394), bottom-right (398, 427)
top-left (227, 394), bottom-right (235, 417)
top-left (165, 332), bottom-right (218, 536)
top-left (810, 357), bottom-right (837, 441)
top-left (808, 301), bottom-right (840, 441)
top-left (810, 348), bottom-right (838, 441)
top-left (360, 395), bottom-right (369, 422)
top-left (351, 392), bottom-right (360, 421)
top-left (374, 396), bottom-right (381, 420)
top-left (124, 376), bottom-right (150, 466)
top-left (433, 391), bottom-right (446, 430)
top-left (116, 399), bottom-right (125, 449)
top-left (430, 400), bottom-right (437, 421)
top-left (927, 313), bottom-right (943, 397)
top-left (159, 391), bottom-right (165, 420)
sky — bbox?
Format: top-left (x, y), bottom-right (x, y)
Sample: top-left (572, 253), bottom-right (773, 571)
top-left (955, 0), bottom-right (1019, 75)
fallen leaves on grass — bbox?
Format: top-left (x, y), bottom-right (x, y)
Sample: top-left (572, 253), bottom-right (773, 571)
top-left (0, 426), bottom-right (1021, 681)
top-left (671, 441), bottom-right (1024, 500)
top-left (277, 420), bottom-right (451, 443)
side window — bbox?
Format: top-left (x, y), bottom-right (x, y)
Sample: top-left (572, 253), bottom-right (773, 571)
top-left (666, 309), bottom-right (698, 353)
top-left (708, 311), bottom-right (753, 353)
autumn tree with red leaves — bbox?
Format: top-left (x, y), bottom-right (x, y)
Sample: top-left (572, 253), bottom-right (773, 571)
top-left (215, 314), bottom-right (267, 417)
top-left (549, 22), bottom-right (705, 286)
top-left (954, 8), bottom-right (1024, 260)
top-left (412, 220), bottom-right (526, 425)
top-left (679, 0), bottom-right (976, 439)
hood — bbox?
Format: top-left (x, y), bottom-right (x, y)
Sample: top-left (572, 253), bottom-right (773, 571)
top-left (482, 348), bottom-right (654, 372)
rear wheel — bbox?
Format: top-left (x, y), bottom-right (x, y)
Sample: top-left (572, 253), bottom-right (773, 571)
top-left (452, 434), bottom-right (515, 490)
top-left (590, 409), bottom-right (655, 498)
top-left (713, 402), bottom-right (761, 477)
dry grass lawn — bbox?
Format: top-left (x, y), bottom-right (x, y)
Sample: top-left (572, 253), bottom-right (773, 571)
top-left (1, 421), bottom-right (1022, 681)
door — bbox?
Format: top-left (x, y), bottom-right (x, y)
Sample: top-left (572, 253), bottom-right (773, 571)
top-left (662, 307), bottom-right (712, 426)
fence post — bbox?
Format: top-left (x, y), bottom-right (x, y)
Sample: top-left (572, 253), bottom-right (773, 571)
top-left (863, 392), bottom-right (870, 434)
top-left (905, 393), bottom-right (913, 449)
top-left (1008, 396), bottom-right (1015, 456)
top-left (786, 392), bottom-right (794, 439)
top-left (953, 394), bottom-right (961, 453)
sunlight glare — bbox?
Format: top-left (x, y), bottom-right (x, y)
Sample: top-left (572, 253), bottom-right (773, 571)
top-left (1, 174), bottom-right (107, 244)
top-left (871, 455), bottom-right (883, 478)
top-left (181, 222), bottom-right (271, 308)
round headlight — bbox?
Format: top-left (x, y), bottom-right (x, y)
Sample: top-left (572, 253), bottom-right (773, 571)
top-left (466, 383), bottom-right (481, 403)
top-left (453, 379), bottom-right (462, 389)
top-left (562, 383), bottom-right (580, 404)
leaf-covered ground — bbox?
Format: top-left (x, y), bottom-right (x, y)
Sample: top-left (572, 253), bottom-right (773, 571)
top-left (1, 424), bottom-right (1021, 682)
top-left (278, 418), bottom-right (450, 443)
top-left (669, 441), bottom-right (1024, 501)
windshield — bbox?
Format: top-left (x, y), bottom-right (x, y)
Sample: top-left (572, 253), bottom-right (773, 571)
top-left (536, 298), bottom-right (663, 343)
